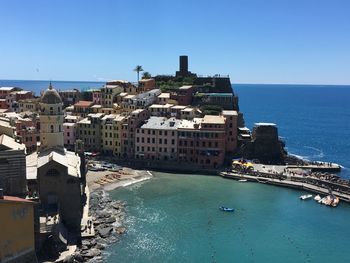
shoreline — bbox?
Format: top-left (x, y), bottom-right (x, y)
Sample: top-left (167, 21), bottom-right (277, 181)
top-left (86, 168), bottom-right (154, 193)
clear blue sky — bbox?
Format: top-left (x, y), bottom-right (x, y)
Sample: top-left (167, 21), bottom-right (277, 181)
top-left (1, 0), bottom-right (349, 84)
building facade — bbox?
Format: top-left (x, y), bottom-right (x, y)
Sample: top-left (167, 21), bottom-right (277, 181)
top-left (0, 194), bottom-right (37, 263)
top-left (0, 135), bottom-right (27, 196)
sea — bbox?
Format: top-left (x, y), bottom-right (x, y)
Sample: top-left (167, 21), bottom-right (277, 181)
top-left (2, 80), bottom-right (350, 262)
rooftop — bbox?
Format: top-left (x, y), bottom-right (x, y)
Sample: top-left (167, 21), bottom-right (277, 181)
top-left (171, 105), bottom-right (187, 110)
top-left (141, 117), bottom-right (181, 130)
top-left (202, 115), bottom-right (225, 124)
top-left (178, 118), bottom-right (203, 129)
top-left (78, 118), bottom-right (90, 124)
top-left (0, 134), bottom-right (26, 151)
top-left (179, 85), bottom-right (193, 90)
top-left (222, 110), bottom-right (238, 116)
top-left (149, 103), bottom-right (174, 109)
top-left (255, 122), bottom-right (276, 127)
top-left (0, 196), bottom-right (33, 203)
top-left (0, 87), bottom-right (16, 91)
top-left (74, 100), bottom-right (94, 107)
top-left (158, 93), bottom-right (170, 99)
top-left (88, 113), bottom-right (104, 118)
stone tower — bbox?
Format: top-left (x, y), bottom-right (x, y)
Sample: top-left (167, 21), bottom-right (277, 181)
top-left (39, 83), bottom-right (64, 151)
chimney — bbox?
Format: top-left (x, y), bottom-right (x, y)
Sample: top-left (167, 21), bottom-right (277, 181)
top-left (0, 188), bottom-right (4, 199)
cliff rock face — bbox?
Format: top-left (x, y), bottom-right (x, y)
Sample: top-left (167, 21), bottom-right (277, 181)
top-left (239, 124), bottom-right (286, 164)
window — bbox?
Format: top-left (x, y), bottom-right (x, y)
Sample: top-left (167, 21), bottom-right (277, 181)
top-left (50, 125), bottom-right (54, 133)
top-left (171, 139), bottom-right (175, 145)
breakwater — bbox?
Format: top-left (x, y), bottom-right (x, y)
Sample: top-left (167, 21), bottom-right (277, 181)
top-left (221, 171), bottom-right (350, 203)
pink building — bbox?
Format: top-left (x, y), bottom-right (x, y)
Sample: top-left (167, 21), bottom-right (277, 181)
top-left (178, 115), bottom-right (226, 168)
top-left (0, 99), bottom-right (8, 109)
top-left (222, 110), bottom-right (238, 153)
top-left (135, 117), bottom-right (180, 161)
top-left (15, 118), bottom-right (38, 154)
top-left (63, 115), bottom-right (81, 150)
top-left (0, 87), bottom-right (18, 99)
top-left (92, 90), bottom-right (101, 104)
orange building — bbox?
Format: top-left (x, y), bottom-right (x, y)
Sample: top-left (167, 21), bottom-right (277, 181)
top-left (0, 193), bottom-right (37, 263)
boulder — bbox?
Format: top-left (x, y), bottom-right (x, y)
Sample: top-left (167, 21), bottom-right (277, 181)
top-left (105, 217), bottom-right (116, 224)
top-left (82, 248), bottom-right (101, 258)
top-left (98, 227), bottom-right (113, 238)
top-left (115, 227), bottom-right (126, 235)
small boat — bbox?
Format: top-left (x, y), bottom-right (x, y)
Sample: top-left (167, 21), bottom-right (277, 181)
top-left (238, 179), bottom-right (248, 182)
top-left (219, 206), bottom-right (234, 212)
top-left (331, 196), bottom-right (340, 207)
top-left (321, 195), bottom-right (333, 206)
top-left (300, 194), bottom-right (313, 200)
top-left (314, 195), bottom-right (321, 201)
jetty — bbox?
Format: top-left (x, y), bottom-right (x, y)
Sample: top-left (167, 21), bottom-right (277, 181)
top-left (220, 168), bottom-right (350, 203)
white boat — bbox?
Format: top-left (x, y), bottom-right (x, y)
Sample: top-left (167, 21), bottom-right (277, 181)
top-left (321, 195), bottom-right (333, 206)
top-left (314, 195), bottom-right (321, 201)
top-left (300, 194), bottom-right (313, 200)
top-left (331, 196), bottom-right (340, 207)
top-left (238, 179), bottom-right (248, 182)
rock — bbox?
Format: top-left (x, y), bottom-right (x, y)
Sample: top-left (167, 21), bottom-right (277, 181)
top-left (80, 245), bottom-right (89, 251)
top-left (105, 217), bottom-right (116, 224)
top-left (95, 243), bottom-right (106, 250)
top-left (98, 227), bottom-right (113, 238)
top-left (82, 248), bottom-right (101, 258)
top-left (115, 227), bottom-right (126, 235)
top-left (72, 253), bottom-right (84, 262)
top-left (63, 255), bottom-right (74, 263)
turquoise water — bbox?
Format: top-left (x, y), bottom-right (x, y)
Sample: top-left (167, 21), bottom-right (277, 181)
top-left (106, 84), bottom-right (350, 262)
top-left (107, 173), bottom-right (350, 263)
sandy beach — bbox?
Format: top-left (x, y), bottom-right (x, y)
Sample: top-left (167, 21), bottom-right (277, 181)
top-left (86, 167), bottom-right (153, 192)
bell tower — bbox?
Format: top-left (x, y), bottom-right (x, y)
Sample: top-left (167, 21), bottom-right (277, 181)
top-left (39, 83), bottom-right (64, 151)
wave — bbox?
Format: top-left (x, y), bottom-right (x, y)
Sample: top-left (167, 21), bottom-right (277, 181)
top-left (289, 146), bottom-right (325, 161)
top-left (303, 146), bottom-right (325, 158)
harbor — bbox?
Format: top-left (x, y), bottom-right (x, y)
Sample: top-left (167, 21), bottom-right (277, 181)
top-left (221, 161), bottom-right (350, 204)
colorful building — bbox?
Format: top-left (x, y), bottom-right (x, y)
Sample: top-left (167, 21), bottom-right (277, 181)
top-left (0, 193), bottom-right (37, 263)
top-left (178, 115), bottom-right (226, 168)
top-left (135, 117), bottom-right (180, 161)
top-left (77, 113), bottom-right (104, 152)
top-left (73, 100), bottom-right (94, 117)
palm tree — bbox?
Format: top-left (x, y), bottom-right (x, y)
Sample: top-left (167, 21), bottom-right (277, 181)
top-left (142, 71), bottom-right (151, 79)
top-left (134, 65), bottom-right (144, 81)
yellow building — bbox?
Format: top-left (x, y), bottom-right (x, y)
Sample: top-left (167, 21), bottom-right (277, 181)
top-left (0, 194), bottom-right (37, 263)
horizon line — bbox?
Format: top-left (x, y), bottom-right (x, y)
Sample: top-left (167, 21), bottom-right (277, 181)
top-left (0, 78), bottom-right (350, 87)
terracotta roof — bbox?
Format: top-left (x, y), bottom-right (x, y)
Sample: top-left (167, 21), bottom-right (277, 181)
top-left (74, 101), bottom-right (94, 107)
top-left (1, 196), bottom-right (34, 203)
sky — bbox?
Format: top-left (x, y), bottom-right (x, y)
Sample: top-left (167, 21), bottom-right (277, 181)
top-left (0, 0), bottom-right (349, 84)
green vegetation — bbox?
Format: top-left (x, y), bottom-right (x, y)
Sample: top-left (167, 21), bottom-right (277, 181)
top-left (134, 65), bottom-right (144, 81)
top-left (200, 105), bottom-right (223, 115)
top-left (157, 76), bottom-right (196, 92)
top-left (142, 72), bottom-right (152, 79)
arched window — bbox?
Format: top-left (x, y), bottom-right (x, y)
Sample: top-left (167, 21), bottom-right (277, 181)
top-left (50, 125), bottom-right (54, 133)
top-left (59, 125), bottom-right (61, 132)
top-left (46, 168), bottom-right (60, 176)
top-left (50, 107), bottom-right (53, 115)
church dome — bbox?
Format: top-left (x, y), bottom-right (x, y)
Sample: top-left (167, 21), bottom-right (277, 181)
top-left (41, 83), bottom-right (62, 104)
